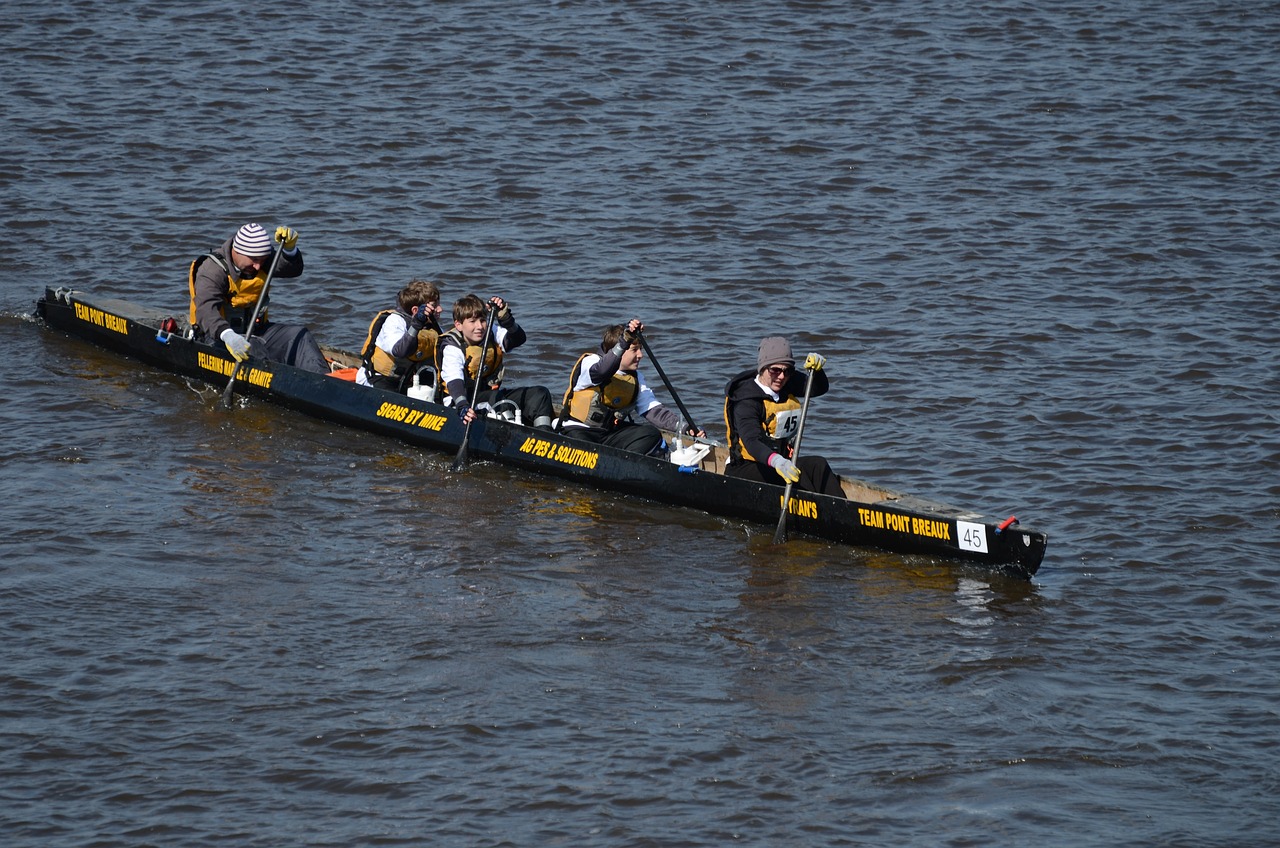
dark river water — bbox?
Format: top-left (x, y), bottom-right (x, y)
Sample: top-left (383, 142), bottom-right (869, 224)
top-left (3, 1), bottom-right (1278, 845)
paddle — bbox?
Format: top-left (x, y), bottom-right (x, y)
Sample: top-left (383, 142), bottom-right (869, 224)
top-left (637, 331), bottom-right (702, 437)
top-left (772, 364), bottom-right (818, 544)
top-left (220, 240), bottom-right (285, 409)
top-left (449, 301), bottom-right (498, 472)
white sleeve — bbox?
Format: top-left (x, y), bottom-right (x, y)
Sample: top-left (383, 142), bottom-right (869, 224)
top-left (440, 343), bottom-right (467, 385)
top-left (634, 368), bottom-right (663, 414)
top-left (375, 312), bottom-right (409, 351)
top-left (573, 354), bottom-right (602, 391)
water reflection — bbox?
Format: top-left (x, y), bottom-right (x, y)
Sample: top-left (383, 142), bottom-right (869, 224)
top-left (182, 402), bottom-right (290, 510)
top-left (950, 577), bottom-right (996, 629)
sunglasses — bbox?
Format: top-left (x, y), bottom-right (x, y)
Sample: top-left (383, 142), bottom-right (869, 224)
top-left (765, 365), bottom-right (793, 378)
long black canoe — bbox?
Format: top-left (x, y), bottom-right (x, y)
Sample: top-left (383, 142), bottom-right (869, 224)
top-left (34, 287), bottom-right (1047, 578)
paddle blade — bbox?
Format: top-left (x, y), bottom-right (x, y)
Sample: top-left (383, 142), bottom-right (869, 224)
top-left (450, 422), bottom-right (473, 472)
top-left (220, 363), bottom-right (242, 408)
top-left (772, 484), bottom-right (792, 544)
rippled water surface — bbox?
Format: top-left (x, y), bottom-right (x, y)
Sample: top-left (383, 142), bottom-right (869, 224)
top-left (2, 1), bottom-right (1278, 845)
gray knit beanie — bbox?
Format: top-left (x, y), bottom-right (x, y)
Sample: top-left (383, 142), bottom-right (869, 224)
top-left (757, 336), bottom-right (795, 372)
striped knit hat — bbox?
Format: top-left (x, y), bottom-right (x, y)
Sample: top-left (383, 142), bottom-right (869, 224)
top-left (232, 222), bottom-right (273, 257)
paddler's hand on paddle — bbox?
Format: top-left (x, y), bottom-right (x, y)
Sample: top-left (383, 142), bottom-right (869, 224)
top-left (274, 226), bottom-right (298, 252)
top-left (455, 401), bottom-right (477, 425)
top-left (768, 452), bottom-right (801, 484)
top-left (220, 328), bottom-right (252, 362)
top-left (409, 303), bottom-right (434, 330)
top-left (679, 419), bottom-right (705, 439)
top-left (489, 297), bottom-right (511, 324)
top-left (804, 352), bottom-right (826, 372)
top-left (623, 319), bottom-right (643, 346)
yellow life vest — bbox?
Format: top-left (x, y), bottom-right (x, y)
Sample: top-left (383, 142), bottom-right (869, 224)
top-left (562, 352), bottom-right (640, 428)
top-left (188, 253), bottom-right (270, 331)
top-left (726, 389), bottom-right (803, 463)
top-left (435, 328), bottom-right (504, 398)
top-left (360, 309), bottom-right (439, 377)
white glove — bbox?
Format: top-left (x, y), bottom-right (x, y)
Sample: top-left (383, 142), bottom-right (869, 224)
top-left (768, 452), bottom-right (801, 484)
top-left (220, 328), bottom-right (252, 362)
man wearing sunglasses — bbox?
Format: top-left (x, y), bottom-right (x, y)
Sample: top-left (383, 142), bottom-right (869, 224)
top-left (723, 336), bottom-right (845, 497)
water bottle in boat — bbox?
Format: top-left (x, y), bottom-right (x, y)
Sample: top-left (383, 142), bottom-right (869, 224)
top-left (406, 366), bottom-right (436, 403)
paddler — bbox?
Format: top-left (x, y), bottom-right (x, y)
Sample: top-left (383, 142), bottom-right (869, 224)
top-left (435, 293), bottom-right (555, 430)
top-left (355, 279), bottom-right (444, 392)
top-left (723, 336), bottom-right (846, 497)
top-left (188, 222), bottom-right (329, 373)
top-left (559, 318), bottom-right (705, 455)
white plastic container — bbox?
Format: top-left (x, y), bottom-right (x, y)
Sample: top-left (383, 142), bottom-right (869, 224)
top-left (406, 372), bottom-right (436, 403)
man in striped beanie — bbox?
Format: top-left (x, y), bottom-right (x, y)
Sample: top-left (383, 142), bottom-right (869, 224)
top-left (188, 221), bottom-right (329, 373)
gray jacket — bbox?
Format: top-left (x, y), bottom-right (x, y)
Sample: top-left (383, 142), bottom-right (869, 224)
top-left (189, 234), bottom-right (303, 340)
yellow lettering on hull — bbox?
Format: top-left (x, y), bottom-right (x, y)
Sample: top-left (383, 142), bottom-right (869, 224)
top-left (780, 494), bottom-right (818, 520)
top-left (417, 413), bottom-right (447, 431)
top-left (374, 401), bottom-right (447, 431)
top-left (518, 436), bottom-right (599, 470)
top-left (247, 367), bottom-right (273, 388)
top-left (198, 351), bottom-right (236, 376)
top-left (195, 352), bottom-right (272, 387)
top-left (911, 516), bottom-right (951, 540)
top-left (73, 302), bottom-right (129, 335)
top-left (375, 401), bottom-right (412, 422)
top-left (857, 508), bottom-right (952, 543)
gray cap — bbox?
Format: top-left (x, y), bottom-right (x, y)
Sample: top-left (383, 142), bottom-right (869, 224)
top-left (757, 336), bottom-right (795, 372)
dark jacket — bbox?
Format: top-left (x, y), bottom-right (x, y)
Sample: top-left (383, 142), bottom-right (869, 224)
top-left (724, 367), bottom-right (829, 465)
top-left (189, 234), bottom-right (304, 340)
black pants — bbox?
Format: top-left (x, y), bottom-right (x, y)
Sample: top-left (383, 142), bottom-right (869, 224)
top-left (365, 370), bottom-right (407, 393)
top-left (476, 385), bottom-right (554, 426)
top-left (211, 321), bottom-right (329, 374)
top-left (563, 421), bottom-right (665, 456)
top-left (725, 455), bottom-right (846, 498)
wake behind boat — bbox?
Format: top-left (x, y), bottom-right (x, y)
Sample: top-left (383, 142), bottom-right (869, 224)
top-left (34, 287), bottom-right (1047, 579)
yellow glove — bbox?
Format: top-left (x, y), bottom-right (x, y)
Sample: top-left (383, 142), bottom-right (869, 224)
top-left (768, 453), bottom-right (801, 484)
top-left (220, 328), bottom-right (252, 362)
top-left (804, 352), bottom-right (826, 372)
top-left (275, 226), bottom-right (298, 251)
